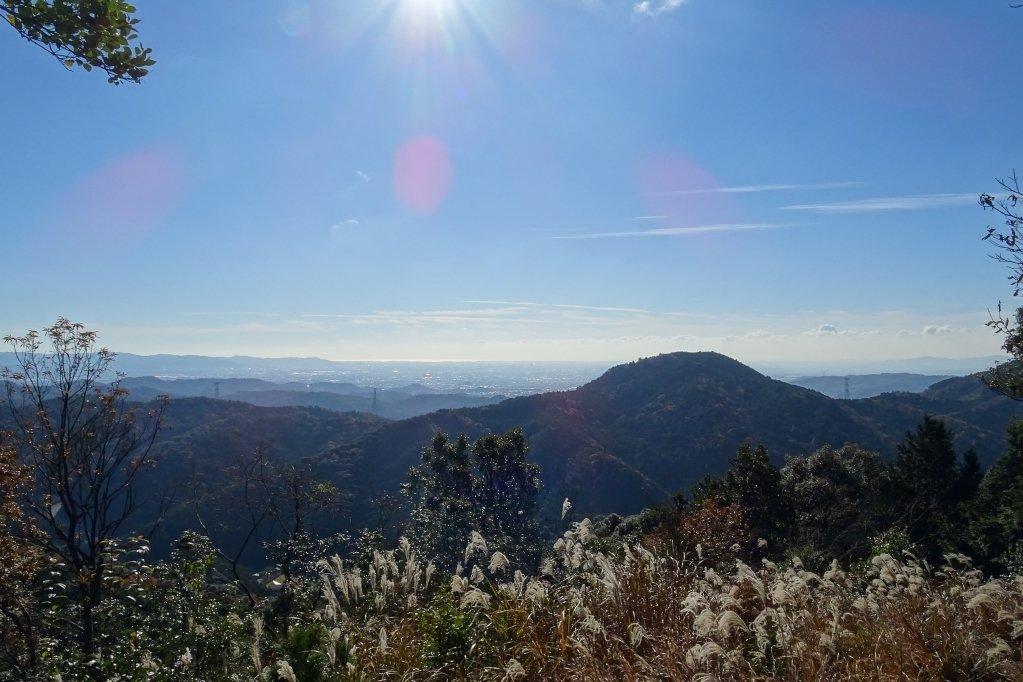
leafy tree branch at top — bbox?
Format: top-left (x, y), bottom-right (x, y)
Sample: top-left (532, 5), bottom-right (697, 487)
top-left (2, 0), bottom-right (153, 83)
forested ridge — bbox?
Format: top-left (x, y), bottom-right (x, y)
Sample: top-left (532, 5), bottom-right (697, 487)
top-left (4, 321), bottom-right (1023, 679)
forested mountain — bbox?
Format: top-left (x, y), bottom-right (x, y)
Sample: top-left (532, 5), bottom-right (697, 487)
top-left (314, 352), bottom-right (1023, 527)
top-left (132, 352), bottom-right (1023, 535)
top-left (151, 398), bottom-right (388, 466)
top-left (134, 399), bottom-right (389, 552)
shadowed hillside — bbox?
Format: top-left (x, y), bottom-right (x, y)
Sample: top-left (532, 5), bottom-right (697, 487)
top-left (319, 352), bottom-right (1023, 526)
top-left (136, 399), bottom-right (390, 554)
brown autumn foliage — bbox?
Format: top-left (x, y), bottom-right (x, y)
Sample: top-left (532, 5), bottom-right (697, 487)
top-left (646, 499), bottom-right (754, 567)
top-left (0, 439), bottom-right (45, 670)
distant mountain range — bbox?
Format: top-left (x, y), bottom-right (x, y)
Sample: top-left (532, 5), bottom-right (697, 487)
top-left (0, 352), bottom-right (609, 397)
top-left (788, 373), bottom-right (954, 399)
top-left (51, 351), bottom-right (1023, 554)
top-left (118, 376), bottom-right (504, 420)
top-left (756, 355), bottom-right (1005, 379)
top-left (1, 351), bottom-right (1004, 397)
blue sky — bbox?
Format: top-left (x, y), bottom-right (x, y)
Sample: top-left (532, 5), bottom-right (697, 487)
top-left (0, 0), bottom-right (1019, 362)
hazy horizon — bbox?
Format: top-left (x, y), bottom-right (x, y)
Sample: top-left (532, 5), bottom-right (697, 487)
top-left (3, 348), bottom-right (998, 388)
top-left (52, 348), bottom-right (1006, 367)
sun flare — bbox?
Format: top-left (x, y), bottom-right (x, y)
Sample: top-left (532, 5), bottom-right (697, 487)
top-left (404, 0), bottom-right (457, 21)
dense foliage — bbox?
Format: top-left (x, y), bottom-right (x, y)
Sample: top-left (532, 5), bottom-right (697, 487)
top-left (4, 468), bottom-right (1023, 679)
top-left (3, 321), bottom-right (1023, 679)
top-left (2, 0), bottom-right (153, 83)
top-left (678, 416), bottom-right (1006, 571)
top-left (404, 430), bottom-right (542, 570)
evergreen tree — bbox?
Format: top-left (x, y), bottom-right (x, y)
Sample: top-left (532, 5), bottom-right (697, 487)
top-left (404, 433), bottom-right (475, 570)
top-left (693, 443), bottom-right (791, 549)
top-left (403, 429), bottom-right (541, 570)
top-left (958, 449), bottom-right (984, 505)
top-left (470, 430), bottom-right (542, 568)
top-left (891, 416), bottom-right (963, 558)
top-left (782, 444), bottom-right (895, 568)
top-left (966, 421), bottom-right (1023, 572)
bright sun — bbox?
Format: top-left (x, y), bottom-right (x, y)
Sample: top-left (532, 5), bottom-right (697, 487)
top-left (406, 0), bottom-right (455, 12)
top-left (398, 0), bottom-right (462, 37)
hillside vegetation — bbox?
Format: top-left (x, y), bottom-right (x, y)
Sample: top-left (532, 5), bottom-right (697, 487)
top-left (3, 322), bottom-right (1023, 680)
top-left (324, 352), bottom-right (1023, 527)
top-left (61, 351), bottom-right (1022, 566)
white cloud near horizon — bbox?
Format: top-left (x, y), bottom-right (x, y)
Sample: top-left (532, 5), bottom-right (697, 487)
top-left (783, 193), bottom-right (977, 213)
top-left (897, 325), bottom-right (970, 338)
top-left (551, 223), bottom-right (784, 239)
top-left (88, 306), bottom-right (999, 363)
top-left (805, 323), bottom-right (881, 338)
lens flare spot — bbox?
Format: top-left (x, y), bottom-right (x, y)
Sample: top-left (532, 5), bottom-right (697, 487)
top-left (393, 136), bottom-right (453, 213)
top-left (60, 146), bottom-right (185, 242)
top-left (636, 153), bottom-right (724, 225)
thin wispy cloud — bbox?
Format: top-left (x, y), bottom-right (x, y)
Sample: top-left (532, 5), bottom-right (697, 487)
top-left (897, 324), bottom-right (970, 338)
top-left (630, 215), bottom-right (666, 221)
top-left (330, 218), bottom-right (359, 239)
top-left (650, 181), bottom-right (863, 197)
top-left (463, 301), bottom-right (651, 314)
top-left (340, 170), bottom-right (371, 195)
top-left (551, 223), bottom-right (785, 239)
top-left (634, 0), bottom-right (688, 16)
top-left (302, 305), bottom-right (653, 329)
top-left (783, 193), bottom-right (977, 213)
top-left (304, 308), bottom-right (545, 326)
top-left (183, 311), bottom-right (281, 318)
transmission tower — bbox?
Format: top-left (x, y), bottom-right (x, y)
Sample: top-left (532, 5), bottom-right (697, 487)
top-left (214, 381), bottom-right (221, 399)
top-left (844, 376), bottom-right (850, 400)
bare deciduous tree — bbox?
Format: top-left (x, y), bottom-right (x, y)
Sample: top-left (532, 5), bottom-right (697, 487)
top-left (981, 175), bottom-right (1023, 398)
top-left (1, 318), bottom-right (166, 660)
top-left (192, 443), bottom-right (274, 609)
top-left (192, 444), bottom-right (343, 613)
